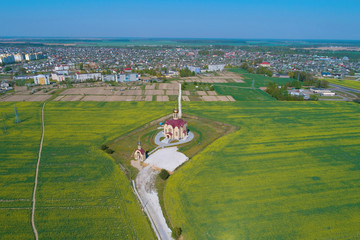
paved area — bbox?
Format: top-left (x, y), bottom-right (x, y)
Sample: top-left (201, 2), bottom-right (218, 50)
top-left (330, 83), bottom-right (360, 94)
top-left (154, 131), bottom-right (194, 148)
top-left (145, 147), bottom-right (188, 172)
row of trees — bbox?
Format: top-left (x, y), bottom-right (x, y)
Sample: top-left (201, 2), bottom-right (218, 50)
top-left (266, 82), bottom-right (304, 101)
top-left (240, 63), bottom-right (273, 77)
top-left (288, 71), bottom-right (329, 88)
top-left (179, 68), bottom-right (195, 77)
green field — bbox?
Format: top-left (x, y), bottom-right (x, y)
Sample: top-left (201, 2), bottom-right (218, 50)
top-left (228, 68), bottom-right (293, 88)
top-left (1, 100), bottom-right (360, 239)
top-left (0, 101), bottom-right (175, 239)
top-left (214, 85), bottom-right (275, 101)
top-left (0, 102), bottom-right (42, 239)
top-left (324, 79), bottom-right (360, 90)
top-left (164, 101), bottom-right (360, 240)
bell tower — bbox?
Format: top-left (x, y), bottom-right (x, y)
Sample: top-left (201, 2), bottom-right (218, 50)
top-left (173, 109), bottom-right (178, 120)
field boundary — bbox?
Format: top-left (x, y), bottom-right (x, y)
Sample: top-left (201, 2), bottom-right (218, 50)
top-left (31, 102), bottom-right (46, 240)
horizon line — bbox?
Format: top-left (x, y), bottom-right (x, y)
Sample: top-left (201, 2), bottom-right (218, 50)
top-left (1, 36), bottom-right (360, 41)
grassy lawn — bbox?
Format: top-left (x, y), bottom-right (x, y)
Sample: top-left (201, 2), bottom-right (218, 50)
top-left (228, 68), bottom-right (293, 87)
top-left (164, 101), bottom-right (360, 240)
top-left (108, 112), bottom-right (236, 178)
top-left (214, 85), bottom-right (275, 101)
top-left (324, 79), bottom-right (360, 90)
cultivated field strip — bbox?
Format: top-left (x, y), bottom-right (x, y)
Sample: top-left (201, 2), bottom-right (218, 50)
top-left (0, 102), bottom-right (43, 239)
top-left (33, 102), bottom-right (172, 239)
top-left (31, 102), bottom-right (46, 240)
top-left (165, 101), bottom-right (360, 240)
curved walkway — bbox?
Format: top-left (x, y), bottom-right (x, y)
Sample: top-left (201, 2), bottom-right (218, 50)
top-left (134, 131), bottom-right (194, 240)
top-left (31, 102), bottom-right (46, 240)
top-left (154, 131), bottom-right (194, 147)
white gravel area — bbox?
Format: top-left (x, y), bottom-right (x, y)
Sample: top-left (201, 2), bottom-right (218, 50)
top-left (145, 147), bottom-right (189, 172)
top-left (136, 166), bottom-right (173, 240)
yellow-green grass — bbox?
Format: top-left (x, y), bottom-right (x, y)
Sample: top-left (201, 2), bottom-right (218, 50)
top-left (324, 78), bottom-right (360, 90)
top-left (0, 102), bottom-right (42, 239)
top-left (35, 101), bottom-right (175, 239)
top-left (214, 85), bottom-right (275, 101)
top-left (165, 101), bottom-right (360, 240)
top-left (1, 101), bottom-right (174, 239)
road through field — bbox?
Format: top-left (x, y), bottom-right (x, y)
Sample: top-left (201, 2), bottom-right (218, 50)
top-left (31, 102), bottom-right (46, 240)
top-left (330, 83), bottom-right (360, 94)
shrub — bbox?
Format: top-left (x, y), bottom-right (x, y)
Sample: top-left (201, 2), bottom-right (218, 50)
top-left (105, 148), bottom-right (114, 154)
top-left (309, 94), bottom-right (319, 101)
top-left (159, 169), bottom-right (170, 180)
top-left (100, 144), bottom-right (108, 150)
top-left (172, 227), bottom-right (182, 239)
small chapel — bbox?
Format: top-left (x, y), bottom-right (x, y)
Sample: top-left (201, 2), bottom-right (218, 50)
top-left (134, 140), bottom-right (146, 161)
top-left (163, 83), bottom-right (188, 140)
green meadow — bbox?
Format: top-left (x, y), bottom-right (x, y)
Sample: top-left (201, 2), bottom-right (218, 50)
top-left (0, 101), bottom-right (174, 239)
top-left (212, 68), bottom-right (289, 101)
top-left (228, 68), bottom-right (292, 87)
top-left (164, 101), bottom-right (360, 240)
top-left (214, 85), bottom-right (275, 101)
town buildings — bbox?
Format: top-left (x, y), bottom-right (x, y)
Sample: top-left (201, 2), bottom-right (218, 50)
top-left (34, 74), bottom-right (50, 85)
top-left (208, 64), bottom-right (225, 71)
top-left (76, 73), bottom-right (101, 82)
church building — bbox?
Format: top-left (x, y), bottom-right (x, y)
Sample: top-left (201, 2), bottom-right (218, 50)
top-left (164, 109), bottom-right (187, 140)
top-left (134, 140), bottom-right (146, 161)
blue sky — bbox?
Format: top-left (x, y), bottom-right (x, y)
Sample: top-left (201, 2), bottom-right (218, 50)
top-left (0, 0), bottom-right (359, 39)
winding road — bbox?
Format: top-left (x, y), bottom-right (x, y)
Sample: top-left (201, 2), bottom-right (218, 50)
top-left (31, 102), bottom-right (46, 240)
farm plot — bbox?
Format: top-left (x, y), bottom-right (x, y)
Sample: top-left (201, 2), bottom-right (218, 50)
top-left (60, 95), bottom-right (83, 101)
top-left (158, 83), bottom-right (179, 90)
top-left (1, 94), bottom-right (52, 102)
top-left (180, 72), bottom-right (242, 83)
top-left (145, 90), bottom-right (164, 95)
top-left (165, 101), bottom-right (360, 240)
top-left (156, 96), bottom-right (169, 101)
top-left (60, 87), bottom-right (113, 95)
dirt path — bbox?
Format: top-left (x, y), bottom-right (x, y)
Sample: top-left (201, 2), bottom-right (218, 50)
top-left (135, 166), bottom-right (172, 240)
top-left (31, 102), bottom-right (46, 240)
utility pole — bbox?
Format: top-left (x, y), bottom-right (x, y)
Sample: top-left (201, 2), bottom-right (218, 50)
top-left (1, 112), bottom-right (6, 134)
top-left (14, 104), bottom-right (21, 124)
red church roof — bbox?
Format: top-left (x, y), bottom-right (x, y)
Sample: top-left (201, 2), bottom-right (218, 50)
top-left (165, 118), bottom-right (187, 128)
top-left (134, 148), bottom-right (145, 155)
top-left (260, 62), bottom-right (270, 65)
